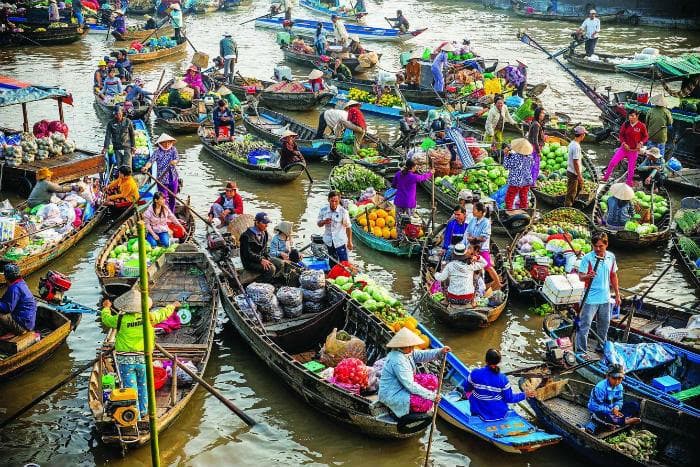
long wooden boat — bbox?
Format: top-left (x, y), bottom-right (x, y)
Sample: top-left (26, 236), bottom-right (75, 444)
top-left (255, 17), bottom-right (427, 43)
top-left (333, 133), bottom-right (404, 175)
top-left (154, 109), bottom-right (206, 134)
top-left (351, 217), bottom-right (423, 257)
top-left (543, 312), bottom-right (700, 418)
top-left (258, 85), bottom-right (334, 111)
top-left (220, 75), bottom-right (275, 100)
top-left (592, 182), bottom-right (672, 247)
top-left (191, 0), bottom-right (222, 14)
top-left (524, 378), bottom-right (697, 467)
top-left (420, 224), bottom-right (509, 329)
top-left (93, 91), bottom-right (151, 120)
top-left (281, 45), bottom-right (380, 72)
top-left (563, 50), bottom-right (624, 73)
top-left (0, 23), bottom-right (85, 47)
top-left (0, 302), bottom-right (79, 380)
top-left (112, 25), bottom-right (174, 42)
top-left (670, 204), bottom-right (700, 291)
top-left (88, 244), bottom-right (219, 449)
top-left (506, 207), bottom-right (592, 295)
top-left (512, 8), bottom-right (635, 24)
top-left (127, 40), bottom-right (187, 64)
top-left (327, 77), bottom-right (443, 106)
top-left (217, 264), bottom-right (434, 438)
top-left (242, 107), bottom-right (333, 160)
top-left (199, 132), bottom-right (306, 183)
top-left (95, 200), bottom-right (196, 297)
top-left (665, 168), bottom-right (700, 194)
top-left (419, 325), bottom-right (561, 451)
top-left (299, 0), bottom-right (365, 22)
top-left (328, 89), bottom-right (435, 120)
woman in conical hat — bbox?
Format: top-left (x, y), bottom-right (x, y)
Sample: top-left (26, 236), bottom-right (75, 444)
top-left (141, 132), bottom-right (180, 211)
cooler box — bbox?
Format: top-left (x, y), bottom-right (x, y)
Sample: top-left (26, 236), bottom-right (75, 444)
top-left (302, 257), bottom-right (330, 271)
top-left (247, 154), bottom-right (271, 165)
top-left (541, 274), bottom-right (584, 305)
top-left (652, 376), bottom-right (681, 393)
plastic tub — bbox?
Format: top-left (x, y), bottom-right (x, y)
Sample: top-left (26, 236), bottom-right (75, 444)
top-left (153, 366), bottom-right (168, 390)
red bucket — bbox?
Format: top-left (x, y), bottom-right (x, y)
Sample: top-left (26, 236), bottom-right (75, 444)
top-left (636, 92), bottom-right (649, 104)
top-left (153, 366), bottom-right (167, 390)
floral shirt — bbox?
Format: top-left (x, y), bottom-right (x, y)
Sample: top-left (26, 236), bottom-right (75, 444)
top-left (503, 152), bottom-right (534, 187)
top-left (149, 146), bottom-right (179, 184)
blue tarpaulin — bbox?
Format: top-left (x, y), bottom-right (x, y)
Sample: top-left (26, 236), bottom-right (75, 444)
top-left (0, 75), bottom-right (71, 107)
top-left (604, 341), bottom-right (677, 373)
top-left (446, 127), bottom-right (475, 168)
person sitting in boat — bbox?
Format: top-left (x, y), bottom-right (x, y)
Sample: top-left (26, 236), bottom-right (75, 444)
top-left (392, 159), bottom-right (433, 217)
top-left (167, 80), bottom-right (191, 110)
top-left (183, 65), bottom-right (206, 99)
top-left (434, 243), bottom-right (486, 306)
top-left (94, 60), bottom-right (108, 93)
top-left (387, 10), bottom-right (410, 32)
top-left (461, 349), bottom-right (535, 421)
top-left (354, 0), bottom-right (367, 15)
top-left (456, 190), bottom-right (475, 216)
top-left (637, 146), bottom-right (666, 189)
top-left (212, 99), bottom-right (235, 142)
top-left (502, 138), bottom-right (534, 211)
top-left (0, 264), bottom-right (37, 336)
top-left (344, 100), bottom-right (366, 149)
top-left (431, 42), bottom-right (454, 93)
top-left (144, 192), bottom-right (184, 247)
top-left (101, 292), bottom-right (180, 419)
top-left (125, 78), bottom-right (153, 106)
top-left (270, 221), bottom-right (301, 264)
top-left (216, 86), bottom-right (241, 112)
top-left (405, 51), bottom-right (422, 90)
top-left (331, 58), bottom-right (353, 82)
top-left (441, 205), bottom-right (468, 258)
top-left (313, 22), bottom-right (326, 57)
top-left (605, 183), bottom-right (636, 230)
top-left (292, 36), bottom-right (314, 55)
top-left (101, 68), bottom-right (124, 98)
top-left (143, 14), bottom-right (158, 30)
top-left (378, 328), bottom-right (450, 420)
top-left (279, 130), bottom-right (306, 169)
top-left (240, 212), bottom-right (283, 283)
top-left (208, 181), bottom-right (243, 227)
top-left (114, 49), bottom-right (132, 83)
top-left (347, 35), bottom-right (365, 55)
top-left (308, 69), bottom-right (326, 94)
top-left (48, 0), bottom-right (60, 22)
top-left (105, 165), bottom-right (140, 208)
top-left (27, 168), bottom-right (81, 209)
top-left (112, 9), bottom-right (127, 36)
top-left (586, 364), bottom-right (641, 433)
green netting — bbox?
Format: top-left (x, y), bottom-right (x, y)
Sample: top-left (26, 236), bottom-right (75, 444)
top-left (617, 54), bottom-right (700, 79)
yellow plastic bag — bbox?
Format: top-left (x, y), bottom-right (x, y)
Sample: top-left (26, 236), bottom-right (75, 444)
top-left (483, 78), bottom-right (502, 96)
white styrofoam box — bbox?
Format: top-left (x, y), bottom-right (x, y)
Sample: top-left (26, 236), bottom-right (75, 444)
top-left (542, 274), bottom-right (584, 305)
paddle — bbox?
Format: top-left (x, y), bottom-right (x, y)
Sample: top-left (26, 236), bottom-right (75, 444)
top-left (239, 11), bottom-right (274, 26)
top-left (12, 31), bottom-right (42, 46)
top-left (144, 172), bottom-right (214, 227)
top-left (140, 18), bottom-right (171, 45)
top-left (143, 69), bottom-right (166, 121)
top-left (622, 259), bottom-right (676, 343)
top-left (424, 352), bottom-right (448, 467)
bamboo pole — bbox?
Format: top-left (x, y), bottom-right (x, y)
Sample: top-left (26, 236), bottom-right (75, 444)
top-left (137, 221), bottom-right (160, 466)
top-left (424, 353), bottom-right (447, 467)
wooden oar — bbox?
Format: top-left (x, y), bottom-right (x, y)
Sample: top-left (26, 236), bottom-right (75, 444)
top-left (622, 259), bottom-right (676, 342)
top-left (155, 343), bottom-right (256, 426)
top-left (619, 286), bottom-right (698, 314)
top-left (12, 31), bottom-right (42, 46)
top-left (239, 11), bottom-right (274, 26)
top-left (144, 172), bottom-right (213, 227)
top-left (424, 352), bottom-right (448, 467)
top-left (143, 69), bottom-right (166, 120)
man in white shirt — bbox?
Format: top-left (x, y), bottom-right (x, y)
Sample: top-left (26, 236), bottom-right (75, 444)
top-left (331, 14), bottom-right (349, 46)
top-left (315, 107), bottom-right (362, 138)
top-left (566, 125), bottom-right (587, 207)
top-left (317, 191), bottom-right (353, 262)
top-left (579, 9), bottom-right (600, 57)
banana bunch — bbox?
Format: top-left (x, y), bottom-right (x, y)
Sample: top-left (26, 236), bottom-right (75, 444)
top-left (347, 88), bottom-right (372, 103)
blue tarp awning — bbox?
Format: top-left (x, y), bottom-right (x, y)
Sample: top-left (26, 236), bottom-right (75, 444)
top-left (0, 75), bottom-right (71, 107)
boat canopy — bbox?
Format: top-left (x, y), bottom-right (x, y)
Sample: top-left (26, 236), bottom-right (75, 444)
top-left (0, 75), bottom-right (72, 107)
top-left (617, 54), bottom-right (700, 81)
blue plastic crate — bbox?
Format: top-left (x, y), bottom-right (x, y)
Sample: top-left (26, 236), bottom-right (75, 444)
top-left (652, 375), bottom-right (681, 393)
top-left (302, 257), bottom-right (330, 271)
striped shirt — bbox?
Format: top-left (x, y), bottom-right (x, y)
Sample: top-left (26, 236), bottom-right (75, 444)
top-left (465, 216), bottom-right (491, 251)
top-left (463, 366), bottom-right (526, 421)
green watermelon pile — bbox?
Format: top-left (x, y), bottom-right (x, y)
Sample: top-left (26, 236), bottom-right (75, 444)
top-left (433, 157), bottom-right (508, 196)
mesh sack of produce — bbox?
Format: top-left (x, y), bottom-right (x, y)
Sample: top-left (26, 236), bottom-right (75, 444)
top-left (303, 300), bottom-right (327, 314)
top-left (300, 269), bottom-right (326, 290)
top-left (333, 358), bottom-right (369, 388)
top-left (234, 294), bottom-right (260, 321)
top-left (302, 287), bottom-right (327, 303)
top-left (260, 295), bottom-right (284, 322)
top-left (276, 286), bottom-right (303, 307)
top-left (283, 303), bottom-right (304, 319)
top-left (319, 328), bottom-right (367, 367)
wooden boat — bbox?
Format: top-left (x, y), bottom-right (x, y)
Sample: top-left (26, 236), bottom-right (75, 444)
top-left (351, 216), bottom-right (423, 257)
top-left (93, 91), bottom-right (151, 120)
top-left (327, 89), bottom-right (435, 120)
top-left (543, 312), bottom-right (700, 418)
top-left (506, 208), bottom-right (592, 295)
top-left (88, 244), bottom-right (219, 449)
top-left (199, 131), bottom-right (306, 183)
top-left (670, 204), bottom-right (700, 291)
top-left (258, 85), bottom-right (334, 111)
top-left (281, 45), bottom-right (380, 72)
top-left (665, 168), bottom-right (700, 194)
top-left (420, 224), bottom-right (509, 329)
top-left (327, 77), bottom-right (443, 106)
top-left (0, 302), bottom-right (79, 380)
top-left (112, 25), bottom-right (174, 42)
top-left (255, 17), bottom-right (427, 43)
top-left (127, 40), bottom-right (187, 64)
top-left (0, 23), bottom-right (85, 47)
top-left (299, 0), bottom-right (365, 22)
top-left (191, 0), bottom-right (222, 14)
top-left (512, 8), bottom-right (635, 24)
top-left (242, 107), bottom-right (333, 160)
top-left (418, 325), bottom-right (561, 451)
top-left (671, 231), bottom-right (700, 292)
top-left (563, 50), bottom-right (624, 73)
top-left (592, 182), bottom-right (672, 247)
top-left (333, 133), bottom-right (404, 175)
top-left (95, 200), bottom-right (196, 297)
top-left (154, 109), bottom-right (206, 134)
top-left (220, 75), bottom-right (275, 100)
top-left (217, 266), bottom-right (434, 438)
top-left (524, 378), bottom-right (697, 467)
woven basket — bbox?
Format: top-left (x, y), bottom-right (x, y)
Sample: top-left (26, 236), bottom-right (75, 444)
top-left (14, 226), bottom-right (29, 248)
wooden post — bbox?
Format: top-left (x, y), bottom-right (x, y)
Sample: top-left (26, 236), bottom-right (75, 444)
top-left (170, 356), bottom-right (177, 407)
top-left (21, 103), bottom-right (29, 133)
top-left (57, 99), bottom-right (64, 123)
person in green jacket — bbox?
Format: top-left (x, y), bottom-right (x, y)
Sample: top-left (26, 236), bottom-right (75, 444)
top-left (101, 290), bottom-right (179, 419)
top-left (645, 94), bottom-right (673, 156)
top-left (216, 85), bottom-right (241, 111)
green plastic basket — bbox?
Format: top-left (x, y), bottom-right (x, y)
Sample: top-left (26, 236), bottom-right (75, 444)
top-left (303, 360), bottom-right (326, 373)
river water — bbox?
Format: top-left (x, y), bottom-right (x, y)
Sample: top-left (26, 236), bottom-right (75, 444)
top-left (0, 1), bottom-right (699, 466)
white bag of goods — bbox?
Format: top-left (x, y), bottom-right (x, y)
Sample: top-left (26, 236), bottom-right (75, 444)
top-left (640, 47), bottom-right (660, 56)
top-left (273, 65), bottom-right (292, 82)
top-left (0, 217), bottom-right (17, 242)
top-left (300, 269), bottom-right (325, 290)
top-left (541, 274), bottom-right (584, 305)
top-left (276, 286), bottom-right (303, 307)
top-left (302, 287), bottom-right (327, 303)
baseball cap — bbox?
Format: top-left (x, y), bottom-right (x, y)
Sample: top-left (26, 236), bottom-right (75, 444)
top-left (255, 212), bottom-right (271, 224)
top-left (573, 125), bottom-right (588, 135)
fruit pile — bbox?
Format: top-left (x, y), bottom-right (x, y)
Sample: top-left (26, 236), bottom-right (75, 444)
top-left (354, 205), bottom-right (400, 240)
top-left (528, 303), bottom-right (554, 316)
top-left (539, 141), bottom-right (569, 173)
top-left (333, 358), bottom-right (369, 388)
top-left (599, 190), bottom-right (668, 235)
top-left (537, 179), bottom-right (598, 197)
top-left (433, 157), bottom-right (508, 196)
top-left (536, 140), bottom-right (598, 196)
top-left (346, 88), bottom-right (402, 107)
top-left (106, 240), bottom-right (179, 276)
top-left (330, 164), bottom-right (386, 194)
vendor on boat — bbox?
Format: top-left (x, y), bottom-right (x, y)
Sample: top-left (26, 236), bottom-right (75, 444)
top-left (405, 51), bottom-right (422, 90)
top-left (141, 133), bottom-right (180, 211)
top-left (144, 192), bottom-right (183, 247)
top-left (526, 107), bottom-right (546, 183)
top-left (434, 243), bottom-right (486, 306)
top-left (331, 14), bottom-right (349, 46)
top-left (168, 80), bottom-right (191, 110)
top-left (105, 165), bottom-right (140, 208)
top-left (102, 106), bottom-right (135, 169)
top-left (212, 99), bottom-right (235, 142)
top-left (579, 9), bottom-right (601, 57)
top-left (270, 221), bottom-right (301, 263)
top-left (0, 264), bottom-right (37, 336)
top-left (441, 205), bottom-right (468, 257)
top-left (461, 349), bottom-right (535, 421)
top-left (502, 138), bottom-right (534, 211)
top-left (101, 68), bottom-right (124, 98)
top-left (219, 32), bottom-right (238, 85)
top-left (605, 182), bottom-right (636, 229)
top-left (315, 107), bottom-right (361, 140)
top-left (169, 3), bottom-right (183, 43)
top-left (587, 364), bottom-right (641, 432)
top-left (392, 159), bottom-right (433, 217)
top-left (279, 130), bottom-right (306, 169)
top-left (602, 110), bottom-right (648, 187)
top-left (101, 292), bottom-right (180, 419)
top-left (645, 94), bottom-right (673, 156)
top-left (347, 35), bottom-right (365, 55)
top-left (431, 42), bottom-right (454, 93)
top-left (313, 22), bottom-right (326, 56)
top-left (125, 78), bottom-right (153, 105)
top-left (637, 146), bottom-right (666, 188)
top-left (114, 49), bottom-right (132, 83)
top-left (485, 95), bottom-right (517, 144)
top-left (94, 60), bottom-right (108, 92)
top-left (317, 191), bottom-right (353, 262)
top-left (565, 126), bottom-right (587, 207)
top-left (378, 328), bottom-right (449, 419)
top-left (331, 58), bottom-right (353, 81)
top-left (217, 86), bottom-right (241, 112)
top-left (464, 202), bottom-right (501, 288)
top-left (48, 0), bottom-right (60, 22)
top-left (143, 14), bottom-right (158, 30)
top-left (184, 65), bottom-right (206, 99)
top-left (387, 10), bottom-right (410, 32)
top-left (308, 69), bottom-right (326, 94)
top-left (27, 168), bottom-right (81, 209)
top-left (344, 100), bottom-right (366, 149)
top-left (240, 212), bottom-right (283, 282)
top-left (208, 181), bottom-right (243, 227)
top-left (112, 10), bottom-right (127, 36)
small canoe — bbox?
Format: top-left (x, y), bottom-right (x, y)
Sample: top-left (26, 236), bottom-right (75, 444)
top-left (191, 0), bottom-right (222, 14)
top-left (242, 107), bottom-right (333, 160)
top-left (524, 378), bottom-right (697, 467)
top-left (154, 109), bottom-right (210, 134)
top-left (543, 312), bottom-right (700, 419)
top-left (112, 25), bottom-right (174, 42)
top-left (199, 132), bottom-right (306, 183)
top-left (281, 45), bottom-right (380, 72)
top-left (665, 168), bottom-right (700, 194)
top-left (299, 0), bottom-right (366, 22)
top-left (327, 89), bottom-right (435, 120)
top-left (506, 207), bottom-right (592, 295)
top-left (88, 244), bottom-right (220, 449)
top-left (258, 85), bottom-right (334, 112)
top-left (0, 23), bottom-right (85, 47)
top-left (255, 17), bottom-right (427, 43)
top-left (93, 91), bottom-right (151, 120)
top-left (327, 77), bottom-right (443, 106)
top-left (95, 200), bottom-right (196, 297)
top-left (563, 50), bottom-right (622, 73)
top-left (420, 224), bottom-right (509, 330)
top-left (127, 40), bottom-right (187, 64)
top-left (419, 325), bottom-right (561, 452)
top-left (592, 182), bottom-right (672, 247)
top-left (0, 302), bottom-right (78, 380)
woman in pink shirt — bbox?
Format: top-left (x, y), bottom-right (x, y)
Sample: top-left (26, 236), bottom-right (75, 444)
top-left (144, 192), bottom-right (183, 247)
top-left (602, 110), bottom-right (648, 187)
top-left (183, 65), bottom-right (206, 99)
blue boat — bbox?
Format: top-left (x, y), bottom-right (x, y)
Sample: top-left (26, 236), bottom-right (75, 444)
top-left (544, 313), bottom-right (700, 419)
top-left (418, 323), bottom-right (563, 453)
top-left (327, 90), bottom-right (435, 120)
top-left (299, 0), bottom-right (365, 22)
top-left (255, 17), bottom-right (426, 42)
top-left (132, 119), bottom-right (157, 202)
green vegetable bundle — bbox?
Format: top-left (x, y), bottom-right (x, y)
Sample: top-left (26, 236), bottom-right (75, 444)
top-left (330, 164), bottom-right (385, 194)
top-left (676, 209), bottom-right (700, 235)
top-left (679, 235), bottom-right (700, 260)
top-left (528, 303), bottom-right (553, 316)
top-left (606, 429), bottom-right (657, 462)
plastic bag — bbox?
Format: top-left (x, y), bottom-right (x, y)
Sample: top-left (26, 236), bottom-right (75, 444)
top-left (319, 328), bottom-right (367, 367)
top-left (302, 287), bottom-right (326, 303)
top-left (246, 282), bottom-right (276, 302)
top-left (276, 286), bottom-right (303, 307)
top-left (234, 294), bottom-right (260, 321)
top-left (409, 373), bottom-right (439, 413)
top-left (283, 303), bottom-right (304, 319)
top-left (300, 269), bottom-right (325, 290)
top-left (303, 300), bottom-right (327, 314)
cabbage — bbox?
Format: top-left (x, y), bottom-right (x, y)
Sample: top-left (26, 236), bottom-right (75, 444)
top-left (625, 221), bottom-right (639, 232)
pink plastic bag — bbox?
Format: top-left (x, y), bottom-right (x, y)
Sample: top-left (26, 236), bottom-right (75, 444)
top-left (409, 373), bottom-right (439, 413)
top-left (155, 310), bottom-right (182, 334)
top-left (33, 120), bottom-right (50, 138)
top-left (47, 120), bottom-right (69, 137)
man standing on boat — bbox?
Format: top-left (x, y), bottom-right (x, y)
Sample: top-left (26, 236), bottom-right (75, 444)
top-left (273, 0), bottom-right (293, 21)
top-left (169, 3), bottom-right (183, 43)
top-left (579, 9), bottom-right (600, 57)
top-left (102, 106), bottom-right (135, 171)
top-left (330, 14), bottom-right (349, 47)
top-left (0, 264), bottom-right (37, 336)
top-left (317, 191), bottom-right (353, 263)
top-left (645, 94), bottom-right (673, 156)
top-left (565, 126), bottom-right (587, 207)
top-left (72, 0), bottom-right (84, 27)
top-left (219, 32), bottom-right (238, 85)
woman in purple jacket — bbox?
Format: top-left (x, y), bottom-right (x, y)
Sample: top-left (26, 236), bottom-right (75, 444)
top-left (392, 159), bottom-right (433, 216)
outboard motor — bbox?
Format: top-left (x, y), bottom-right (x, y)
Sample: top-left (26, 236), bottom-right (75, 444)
top-left (38, 271), bottom-right (72, 304)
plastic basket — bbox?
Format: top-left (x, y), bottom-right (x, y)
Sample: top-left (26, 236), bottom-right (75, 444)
top-left (121, 259), bottom-right (141, 277)
top-left (303, 360), bottom-right (326, 373)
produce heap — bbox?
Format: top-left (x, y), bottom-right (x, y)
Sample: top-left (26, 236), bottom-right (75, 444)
top-left (264, 81), bottom-right (307, 93)
top-left (127, 36), bottom-right (179, 55)
top-left (606, 429), bottom-right (658, 462)
top-left (155, 84), bottom-right (195, 107)
top-left (330, 164), bottom-right (386, 195)
top-left (106, 239), bottom-right (178, 277)
top-left (346, 88), bottom-right (403, 108)
top-left (675, 209), bottom-right (700, 236)
top-left (216, 137), bottom-right (275, 164)
top-left (535, 141), bottom-right (597, 198)
top-left (599, 190), bottom-right (668, 235)
top-left (433, 157), bottom-right (509, 202)
top-left (1, 132), bottom-right (76, 167)
top-left (678, 236), bottom-right (700, 274)
top-left (350, 203), bottom-right (403, 241)
top-left (334, 138), bottom-right (387, 165)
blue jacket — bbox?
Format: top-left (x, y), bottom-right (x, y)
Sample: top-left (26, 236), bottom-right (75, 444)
top-left (0, 279), bottom-right (37, 331)
top-left (606, 197), bottom-right (635, 228)
top-left (463, 366), bottom-right (525, 421)
top-left (442, 218), bottom-right (467, 249)
top-left (588, 379), bottom-right (623, 415)
top-left (220, 37), bottom-right (237, 57)
top-left (378, 349), bottom-right (442, 417)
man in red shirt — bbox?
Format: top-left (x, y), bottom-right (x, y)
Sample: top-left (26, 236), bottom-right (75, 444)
top-left (602, 110), bottom-right (648, 187)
